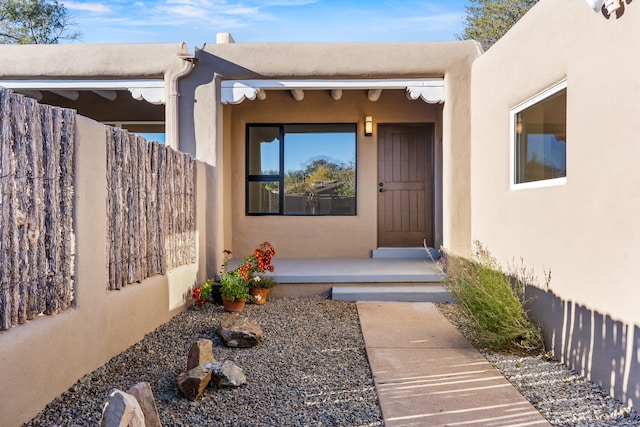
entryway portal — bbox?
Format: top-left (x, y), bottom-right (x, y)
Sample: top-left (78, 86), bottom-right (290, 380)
top-left (377, 124), bottom-right (434, 247)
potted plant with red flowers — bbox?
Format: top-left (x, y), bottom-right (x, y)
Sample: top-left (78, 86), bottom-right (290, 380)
top-left (191, 244), bottom-right (277, 309)
top-left (236, 242), bottom-right (277, 305)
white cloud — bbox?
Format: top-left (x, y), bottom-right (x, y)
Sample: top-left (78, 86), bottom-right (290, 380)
top-left (64, 1), bottom-right (112, 13)
top-left (152, 0), bottom-right (269, 26)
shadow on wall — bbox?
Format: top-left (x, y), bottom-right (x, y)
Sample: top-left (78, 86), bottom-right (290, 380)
top-left (525, 286), bottom-right (640, 409)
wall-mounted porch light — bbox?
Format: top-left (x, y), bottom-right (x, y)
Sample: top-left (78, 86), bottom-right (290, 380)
top-left (604, 0), bottom-right (622, 14)
top-left (585, 0), bottom-right (622, 14)
top-left (364, 116), bottom-right (373, 137)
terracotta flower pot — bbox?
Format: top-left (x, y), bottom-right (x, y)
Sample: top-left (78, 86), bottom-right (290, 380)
top-left (249, 287), bottom-right (269, 305)
top-left (222, 297), bottom-right (246, 312)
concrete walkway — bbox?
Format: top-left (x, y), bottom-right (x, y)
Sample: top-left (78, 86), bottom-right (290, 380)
top-left (357, 302), bottom-right (551, 426)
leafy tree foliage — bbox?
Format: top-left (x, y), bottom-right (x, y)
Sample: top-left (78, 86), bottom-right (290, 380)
top-left (0, 0), bottom-right (81, 44)
top-left (457, 0), bottom-right (538, 50)
top-left (285, 158), bottom-right (356, 197)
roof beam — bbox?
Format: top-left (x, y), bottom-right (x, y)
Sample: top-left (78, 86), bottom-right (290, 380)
top-left (368, 89), bottom-right (383, 102)
top-left (291, 89), bottom-right (304, 101)
top-left (50, 89), bottom-right (79, 101)
top-left (92, 90), bottom-right (118, 101)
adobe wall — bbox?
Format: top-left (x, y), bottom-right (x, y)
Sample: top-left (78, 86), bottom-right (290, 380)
top-left (181, 41), bottom-right (481, 266)
top-left (470, 0), bottom-right (640, 408)
top-left (0, 115), bottom-right (202, 426)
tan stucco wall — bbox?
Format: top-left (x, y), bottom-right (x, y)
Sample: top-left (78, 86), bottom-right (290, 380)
top-left (227, 90), bottom-right (440, 258)
top-left (182, 40), bottom-right (480, 269)
top-left (470, 0), bottom-right (640, 406)
top-left (0, 115), bottom-right (199, 427)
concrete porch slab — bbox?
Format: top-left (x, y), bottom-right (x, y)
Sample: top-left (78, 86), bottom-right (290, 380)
top-left (228, 257), bottom-right (443, 283)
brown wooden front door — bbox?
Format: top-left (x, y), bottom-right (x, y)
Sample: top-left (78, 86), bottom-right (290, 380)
top-left (377, 124), bottom-right (433, 247)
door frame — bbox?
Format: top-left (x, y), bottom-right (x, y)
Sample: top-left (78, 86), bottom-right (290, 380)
top-left (376, 123), bottom-right (438, 248)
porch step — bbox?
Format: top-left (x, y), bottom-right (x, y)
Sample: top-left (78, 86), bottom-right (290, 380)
top-left (262, 258), bottom-right (443, 283)
top-left (332, 285), bottom-right (452, 303)
top-left (371, 247), bottom-right (439, 260)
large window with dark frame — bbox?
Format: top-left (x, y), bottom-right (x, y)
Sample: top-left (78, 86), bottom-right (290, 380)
top-left (246, 124), bottom-right (357, 215)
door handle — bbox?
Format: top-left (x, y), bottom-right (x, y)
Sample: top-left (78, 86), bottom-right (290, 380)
top-left (378, 182), bottom-right (384, 192)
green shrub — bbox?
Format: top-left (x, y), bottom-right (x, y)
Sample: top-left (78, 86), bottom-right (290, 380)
top-left (220, 271), bottom-right (252, 302)
top-left (441, 242), bottom-right (543, 353)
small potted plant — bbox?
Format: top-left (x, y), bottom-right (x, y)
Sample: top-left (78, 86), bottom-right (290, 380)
top-left (248, 275), bottom-right (278, 305)
top-left (235, 242), bottom-right (277, 304)
top-left (219, 270), bottom-right (252, 312)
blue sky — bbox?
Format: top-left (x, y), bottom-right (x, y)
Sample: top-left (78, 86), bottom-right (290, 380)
top-left (63, 1), bottom-right (468, 46)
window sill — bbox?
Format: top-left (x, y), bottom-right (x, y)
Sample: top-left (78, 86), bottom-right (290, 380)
top-left (510, 177), bottom-right (567, 191)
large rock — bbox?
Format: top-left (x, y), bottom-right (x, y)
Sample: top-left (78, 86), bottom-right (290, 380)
top-left (204, 361), bottom-right (247, 387)
top-left (216, 314), bottom-right (264, 348)
top-left (176, 365), bottom-right (211, 401)
top-left (100, 388), bottom-right (145, 427)
top-left (127, 382), bottom-right (162, 427)
top-left (187, 338), bottom-right (216, 370)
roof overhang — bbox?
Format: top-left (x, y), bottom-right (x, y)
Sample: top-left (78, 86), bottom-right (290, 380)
top-left (220, 78), bottom-right (444, 105)
top-left (0, 79), bottom-right (166, 104)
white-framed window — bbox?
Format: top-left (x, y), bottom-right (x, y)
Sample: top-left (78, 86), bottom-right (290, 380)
top-left (510, 80), bottom-right (567, 190)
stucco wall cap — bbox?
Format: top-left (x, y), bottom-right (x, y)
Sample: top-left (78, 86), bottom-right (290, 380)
top-left (196, 40), bottom-right (481, 79)
top-left (0, 43), bottom-right (190, 79)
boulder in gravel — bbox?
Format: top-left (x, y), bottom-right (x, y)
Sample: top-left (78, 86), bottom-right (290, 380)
top-left (187, 338), bottom-right (216, 370)
top-left (100, 388), bottom-right (145, 427)
top-left (127, 382), bottom-right (162, 427)
top-left (216, 314), bottom-right (264, 348)
top-left (176, 365), bottom-right (211, 401)
top-left (204, 360), bottom-right (247, 387)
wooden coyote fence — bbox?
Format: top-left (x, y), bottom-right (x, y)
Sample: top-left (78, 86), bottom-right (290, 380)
top-left (0, 88), bottom-right (76, 330)
top-left (106, 128), bottom-right (196, 290)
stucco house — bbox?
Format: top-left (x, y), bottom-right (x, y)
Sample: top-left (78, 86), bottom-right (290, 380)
top-left (0, 0), bottom-right (639, 424)
top-left (0, 36), bottom-right (479, 261)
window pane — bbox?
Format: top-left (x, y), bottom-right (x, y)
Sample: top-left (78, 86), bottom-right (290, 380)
top-left (283, 124), bottom-right (356, 215)
top-left (247, 181), bottom-right (280, 214)
top-left (515, 89), bottom-right (566, 184)
top-left (248, 126), bottom-right (280, 175)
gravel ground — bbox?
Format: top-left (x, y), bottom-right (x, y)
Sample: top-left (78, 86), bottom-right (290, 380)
top-left (24, 298), bottom-right (640, 427)
top-left (436, 302), bottom-right (640, 427)
top-left (24, 296), bottom-right (383, 427)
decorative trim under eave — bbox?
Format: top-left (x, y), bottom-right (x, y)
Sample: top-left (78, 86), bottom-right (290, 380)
top-left (0, 79), bottom-right (166, 104)
top-left (220, 78), bottom-right (445, 104)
